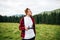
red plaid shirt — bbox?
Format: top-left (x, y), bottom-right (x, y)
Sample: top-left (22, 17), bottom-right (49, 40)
top-left (19, 16), bottom-right (36, 38)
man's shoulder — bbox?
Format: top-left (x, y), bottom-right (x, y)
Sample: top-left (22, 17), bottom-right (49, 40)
top-left (20, 16), bottom-right (26, 20)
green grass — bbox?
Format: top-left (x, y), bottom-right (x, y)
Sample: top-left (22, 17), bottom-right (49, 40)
top-left (0, 23), bottom-right (60, 40)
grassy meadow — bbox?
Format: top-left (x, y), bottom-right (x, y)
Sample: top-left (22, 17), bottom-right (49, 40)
top-left (0, 23), bottom-right (60, 40)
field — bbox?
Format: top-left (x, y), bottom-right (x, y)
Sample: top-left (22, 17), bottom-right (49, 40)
top-left (0, 23), bottom-right (60, 40)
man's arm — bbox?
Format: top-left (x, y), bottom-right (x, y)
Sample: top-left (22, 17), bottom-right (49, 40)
top-left (19, 18), bottom-right (28, 31)
top-left (19, 18), bottom-right (25, 30)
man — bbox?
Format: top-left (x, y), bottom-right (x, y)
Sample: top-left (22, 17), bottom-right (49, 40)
top-left (19, 8), bottom-right (36, 40)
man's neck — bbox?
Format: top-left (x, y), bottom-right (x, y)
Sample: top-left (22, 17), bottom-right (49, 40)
top-left (26, 15), bottom-right (30, 17)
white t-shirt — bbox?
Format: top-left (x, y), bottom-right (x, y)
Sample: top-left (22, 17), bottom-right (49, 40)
top-left (24, 15), bottom-right (35, 39)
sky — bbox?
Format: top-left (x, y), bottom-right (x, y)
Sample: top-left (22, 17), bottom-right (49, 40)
top-left (0, 0), bottom-right (60, 16)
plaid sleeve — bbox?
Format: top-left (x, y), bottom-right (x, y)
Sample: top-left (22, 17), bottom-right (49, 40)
top-left (19, 18), bottom-right (25, 30)
top-left (33, 18), bottom-right (36, 35)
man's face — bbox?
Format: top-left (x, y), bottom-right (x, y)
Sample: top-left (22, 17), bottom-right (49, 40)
top-left (27, 9), bottom-right (32, 16)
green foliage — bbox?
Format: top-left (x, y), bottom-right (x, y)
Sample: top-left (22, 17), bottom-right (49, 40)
top-left (33, 9), bottom-right (60, 24)
top-left (0, 15), bottom-right (23, 23)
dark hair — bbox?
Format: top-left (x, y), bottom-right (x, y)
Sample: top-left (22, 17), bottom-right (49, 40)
top-left (25, 8), bottom-right (29, 14)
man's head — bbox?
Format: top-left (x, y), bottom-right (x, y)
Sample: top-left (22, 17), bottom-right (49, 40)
top-left (25, 8), bottom-right (32, 16)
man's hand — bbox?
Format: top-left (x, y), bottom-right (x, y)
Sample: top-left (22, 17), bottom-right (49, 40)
top-left (25, 27), bottom-right (28, 31)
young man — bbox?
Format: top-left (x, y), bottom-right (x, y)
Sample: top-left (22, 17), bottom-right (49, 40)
top-left (19, 8), bottom-right (36, 40)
